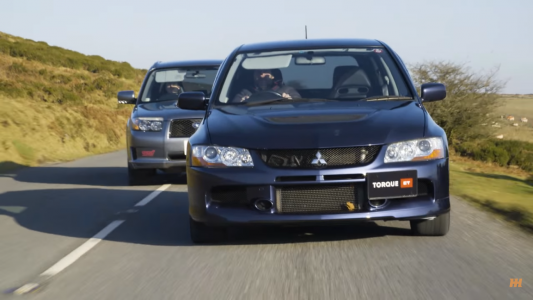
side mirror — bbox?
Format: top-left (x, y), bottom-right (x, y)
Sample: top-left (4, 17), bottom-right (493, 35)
top-left (118, 90), bottom-right (136, 104)
top-left (420, 83), bottom-right (446, 102)
top-left (178, 92), bottom-right (207, 110)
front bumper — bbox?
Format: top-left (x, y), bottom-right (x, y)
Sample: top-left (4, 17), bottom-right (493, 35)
top-left (187, 150), bottom-right (450, 226)
top-left (127, 119), bottom-right (198, 170)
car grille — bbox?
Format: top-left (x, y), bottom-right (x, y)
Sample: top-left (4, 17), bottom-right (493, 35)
top-left (275, 183), bottom-right (365, 214)
top-left (169, 119), bottom-right (202, 138)
top-left (259, 146), bottom-right (381, 169)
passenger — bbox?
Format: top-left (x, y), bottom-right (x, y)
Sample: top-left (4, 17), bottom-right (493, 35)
top-left (233, 69), bottom-right (301, 102)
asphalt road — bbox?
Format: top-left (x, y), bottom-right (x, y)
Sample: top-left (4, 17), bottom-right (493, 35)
top-left (0, 150), bottom-right (532, 300)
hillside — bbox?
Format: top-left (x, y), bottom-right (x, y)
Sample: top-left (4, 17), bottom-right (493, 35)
top-left (0, 31), bottom-right (146, 172)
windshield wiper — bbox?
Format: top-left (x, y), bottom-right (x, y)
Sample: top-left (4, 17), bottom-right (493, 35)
top-left (364, 96), bottom-right (414, 102)
top-left (243, 98), bottom-right (331, 106)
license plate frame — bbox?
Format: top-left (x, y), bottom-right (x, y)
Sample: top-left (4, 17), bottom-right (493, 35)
top-left (366, 170), bottom-right (418, 200)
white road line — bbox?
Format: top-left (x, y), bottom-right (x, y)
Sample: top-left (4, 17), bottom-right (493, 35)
top-left (14, 220), bottom-right (126, 294)
top-left (12, 184), bottom-right (173, 295)
top-left (13, 283), bottom-right (40, 295)
top-left (134, 184), bottom-right (171, 207)
top-left (40, 220), bottom-right (124, 278)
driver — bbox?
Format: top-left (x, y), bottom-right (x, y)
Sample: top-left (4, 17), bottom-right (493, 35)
top-left (159, 81), bottom-right (183, 101)
top-left (232, 69), bottom-right (301, 102)
top-left (165, 81), bottom-right (182, 94)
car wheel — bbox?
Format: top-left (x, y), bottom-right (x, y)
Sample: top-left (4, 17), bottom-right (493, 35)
top-left (410, 211), bottom-right (450, 236)
top-left (189, 216), bottom-right (227, 244)
top-left (127, 163), bottom-right (156, 185)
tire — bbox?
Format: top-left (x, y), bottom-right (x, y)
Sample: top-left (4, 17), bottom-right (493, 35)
top-left (410, 211), bottom-right (450, 236)
top-left (189, 216), bottom-right (227, 244)
top-left (127, 163), bottom-right (156, 186)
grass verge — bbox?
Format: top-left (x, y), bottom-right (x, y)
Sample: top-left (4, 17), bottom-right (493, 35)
top-left (449, 155), bottom-right (533, 234)
top-left (0, 94), bottom-right (133, 174)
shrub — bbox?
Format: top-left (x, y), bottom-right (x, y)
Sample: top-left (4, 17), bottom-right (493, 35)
top-left (409, 61), bottom-right (506, 145)
top-left (0, 33), bottom-right (145, 80)
top-left (9, 62), bottom-right (28, 73)
top-left (453, 139), bottom-right (533, 172)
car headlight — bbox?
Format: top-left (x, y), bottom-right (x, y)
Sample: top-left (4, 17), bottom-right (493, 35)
top-left (131, 117), bottom-right (163, 132)
top-left (191, 146), bottom-right (254, 167)
top-left (384, 137), bottom-right (445, 163)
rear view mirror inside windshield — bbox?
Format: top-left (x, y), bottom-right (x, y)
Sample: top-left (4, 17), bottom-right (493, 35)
top-left (185, 73), bottom-right (207, 78)
top-left (155, 70), bottom-right (186, 82)
top-left (294, 55), bottom-right (326, 65)
top-left (242, 55), bottom-right (292, 69)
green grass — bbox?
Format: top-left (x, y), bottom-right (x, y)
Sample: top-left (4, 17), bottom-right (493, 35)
top-left (450, 156), bottom-right (533, 233)
top-left (0, 31), bottom-right (143, 172)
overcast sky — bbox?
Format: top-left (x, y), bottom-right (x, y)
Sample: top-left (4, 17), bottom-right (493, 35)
top-left (1, 0), bottom-right (531, 94)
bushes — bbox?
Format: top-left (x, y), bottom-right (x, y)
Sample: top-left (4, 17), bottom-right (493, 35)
top-left (0, 36), bottom-right (144, 105)
top-left (9, 62), bottom-right (28, 73)
top-left (410, 61), bottom-right (504, 145)
top-left (454, 139), bottom-right (533, 172)
top-left (0, 33), bottom-right (145, 80)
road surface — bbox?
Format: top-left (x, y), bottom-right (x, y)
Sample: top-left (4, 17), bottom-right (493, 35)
top-left (0, 150), bottom-right (532, 299)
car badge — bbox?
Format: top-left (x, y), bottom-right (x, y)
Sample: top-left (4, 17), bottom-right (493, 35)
top-left (311, 151), bottom-right (327, 166)
top-left (192, 122), bottom-right (200, 129)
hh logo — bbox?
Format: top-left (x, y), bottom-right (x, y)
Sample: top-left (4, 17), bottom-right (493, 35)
top-left (510, 278), bottom-right (522, 287)
top-left (141, 150), bottom-right (155, 157)
top-left (400, 178), bottom-right (413, 188)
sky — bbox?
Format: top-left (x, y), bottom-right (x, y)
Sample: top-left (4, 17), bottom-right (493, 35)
top-left (1, 0), bottom-right (532, 94)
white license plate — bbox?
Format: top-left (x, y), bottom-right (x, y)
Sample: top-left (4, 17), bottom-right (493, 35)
top-left (183, 139), bottom-right (189, 155)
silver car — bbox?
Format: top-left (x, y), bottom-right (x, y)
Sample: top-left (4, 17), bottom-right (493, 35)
top-left (117, 59), bottom-right (222, 185)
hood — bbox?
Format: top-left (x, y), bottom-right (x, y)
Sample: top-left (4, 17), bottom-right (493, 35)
top-left (206, 101), bottom-right (426, 149)
top-left (133, 100), bottom-right (205, 120)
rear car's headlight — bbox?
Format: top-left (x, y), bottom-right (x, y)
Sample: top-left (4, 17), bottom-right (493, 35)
top-left (384, 137), bottom-right (445, 163)
top-left (191, 146), bottom-right (254, 167)
top-left (131, 117), bottom-right (163, 132)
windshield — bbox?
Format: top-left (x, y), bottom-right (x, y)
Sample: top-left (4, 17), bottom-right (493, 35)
top-left (215, 47), bottom-right (413, 105)
top-left (139, 66), bottom-right (219, 103)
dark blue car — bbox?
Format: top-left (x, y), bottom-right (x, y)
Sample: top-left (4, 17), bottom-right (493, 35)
top-left (177, 39), bottom-right (450, 243)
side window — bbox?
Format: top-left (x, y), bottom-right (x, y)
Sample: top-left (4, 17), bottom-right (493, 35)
top-left (280, 56), bottom-right (359, 89)
top-left (379, 54), bottom-right (411, 97)
top-left (139, 72), bottom-right (155, 102)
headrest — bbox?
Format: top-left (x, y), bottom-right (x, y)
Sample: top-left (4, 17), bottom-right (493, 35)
top-left (333, 66), bottom-right (359, 86)
top-left (270, 68), bottom-right (283, 82)
top-left (333, 66), bottom-right (370, 87)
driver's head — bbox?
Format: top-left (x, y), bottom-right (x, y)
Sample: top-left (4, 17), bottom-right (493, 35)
top-left (253, 69), bottom-right (276, 90)
top-left (165, 82), bottom-right (181, 94)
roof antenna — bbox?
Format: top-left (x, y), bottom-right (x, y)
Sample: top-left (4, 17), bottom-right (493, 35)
top-left (305, 25), bottom-right (307, 39)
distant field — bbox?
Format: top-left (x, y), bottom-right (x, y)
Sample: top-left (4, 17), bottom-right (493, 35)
top-left (491, 94), bottom-right (533, 143)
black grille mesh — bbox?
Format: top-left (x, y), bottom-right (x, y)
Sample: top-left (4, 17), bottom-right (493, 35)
top-left (169, 119), bottom-right (202, 138)
top-left (276, 183), bottom-right (364, 214)
top-left (260, 146), bottom-right (381, 169)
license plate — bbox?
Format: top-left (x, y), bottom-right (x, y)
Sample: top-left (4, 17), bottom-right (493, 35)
top-left (183, 139), bottom-right (189, 155)
top-left (366, 170), bottom-right (418, 200)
